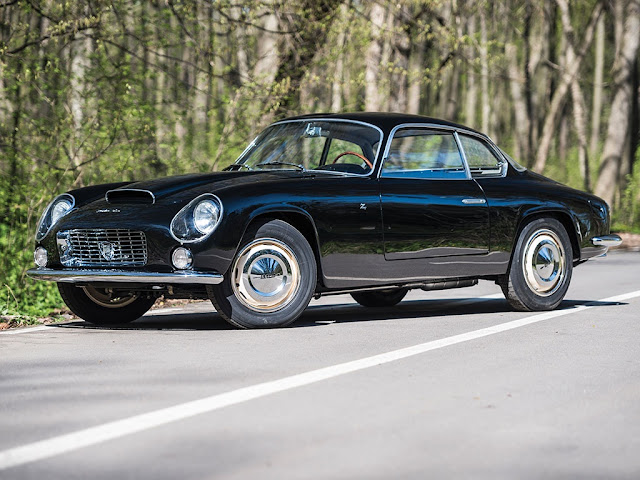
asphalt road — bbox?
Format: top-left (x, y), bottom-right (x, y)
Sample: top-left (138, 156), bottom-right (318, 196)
top-left (1, 251), bottom-right (640, 479)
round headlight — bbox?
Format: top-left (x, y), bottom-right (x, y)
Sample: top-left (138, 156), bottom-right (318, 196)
top-left (172, 247), bottom-right (193, 270)
top-left (34, 247), bottom-right (48, 268)
top-left (170, 194), bottom-right (223, 242)
top-left (50, 198), bottom-right (73, 224)
top-left (35, 194), bottom-right (75, 241)
top-left (193, 200), bottom-right (220, 235)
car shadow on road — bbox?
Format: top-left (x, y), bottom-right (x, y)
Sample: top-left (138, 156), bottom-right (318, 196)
top-left (46, 297), bottom-right (627, 332)
top-left (293, 298), bottom-right (626, 328)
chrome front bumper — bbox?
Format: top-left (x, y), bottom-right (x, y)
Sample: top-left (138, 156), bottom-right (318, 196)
top-left (591, 235), bottom-right (623, 248)
top-left (27, 268), bottom-right (224, 285)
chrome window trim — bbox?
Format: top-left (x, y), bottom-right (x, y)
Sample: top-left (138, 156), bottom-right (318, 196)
top-left (453, 131), bottom-right (473, 179)
top-left (378, 123), bottom-right (471, 180)
top-left (456, 132), bottom-right (509, 179)
top-left (105, 188), bottom-right (156, 204)
top-left (498, 147), bottom-right (528, 172)
top-left (236, 118), bottom-right (385, 178)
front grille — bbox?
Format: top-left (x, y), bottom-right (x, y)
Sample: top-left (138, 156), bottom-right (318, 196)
top-left (58, 229), bottom-right (148, 267)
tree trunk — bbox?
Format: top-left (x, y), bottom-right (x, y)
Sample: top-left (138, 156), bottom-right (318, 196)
top-left (331, 9), bottom-right (347, 113)
top-left (595, 0), bottom-right (640, 207)
top-left (464, 14), bottom-right (477, 127)
top-left (507, 42), bottom-right (530, 162)
top-left (407, 39), bottom-right (425, 115)
top-left (365, 3), bottom-right (386, 111)
top-left (590, 15), bottom-right (605, 157)
top-left (532, 1), bottom-right (603, 173)
top-left (571, 78), bottom-right (591, 191)
top-left (479, 9), bottom-right (490, 133)
top-left (390, 4), bottom-right (411, 114)
top-left (68, 28), bottom-right (92, 186)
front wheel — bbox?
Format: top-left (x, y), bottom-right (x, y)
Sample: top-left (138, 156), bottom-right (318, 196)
top-left (501, 218), bottom-right (573, 311)
top-left (208, 219), bottom-right (317, 328)
top-left (57, 283), bottom-right (156, 325)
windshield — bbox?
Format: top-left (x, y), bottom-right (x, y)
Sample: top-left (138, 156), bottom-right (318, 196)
top-left (231, 120), bottom-right (382, 175)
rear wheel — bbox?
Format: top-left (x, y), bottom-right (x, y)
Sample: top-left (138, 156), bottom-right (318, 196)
top-left (351, 288), bottom-right (408, 308)
top-left (57, 283), bottom-right (156, 325)
top-left (208, 219), bottom-right (316, 328)
top-left (501, 218), bottom-right (573, 311)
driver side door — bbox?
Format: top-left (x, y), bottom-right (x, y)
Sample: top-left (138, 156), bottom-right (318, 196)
top-left (379, 127), bottom-right (490, 261)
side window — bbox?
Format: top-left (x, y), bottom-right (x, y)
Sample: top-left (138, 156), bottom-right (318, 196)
top-left (382, 129), bottom-right (466, 179)
top-left (459, 135), bottom-right (506, 177)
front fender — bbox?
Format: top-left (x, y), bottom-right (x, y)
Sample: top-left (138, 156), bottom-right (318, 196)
top-left (201, 199), bottom-right (321, 277)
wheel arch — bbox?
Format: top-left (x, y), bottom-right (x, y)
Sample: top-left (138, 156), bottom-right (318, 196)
top-left (512, 209), bottom-right (581, 263)
top-left (239, 206), bottom-right (324, 288)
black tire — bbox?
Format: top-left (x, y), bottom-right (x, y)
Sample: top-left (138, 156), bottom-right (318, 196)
top-left (501, 218), bottom-right (573, 311)
top-left (351, 288), bottom-right (408, 307)
top-left (57, 283), bottom-right (156, 325)
top-left (207, 219), bottom-right (317, 329)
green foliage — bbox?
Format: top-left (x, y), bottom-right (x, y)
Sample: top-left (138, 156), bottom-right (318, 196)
top-left (612, 147), bottom-right (640, 233)
top-left (0, 176), bottom-right (64, 317)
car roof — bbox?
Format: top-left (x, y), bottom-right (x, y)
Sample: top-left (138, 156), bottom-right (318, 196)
top-left (282, 112), bottom-right (485, 137)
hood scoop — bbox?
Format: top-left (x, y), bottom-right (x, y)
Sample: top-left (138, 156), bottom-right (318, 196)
top-left (106, 189), bottom-right (155, 205)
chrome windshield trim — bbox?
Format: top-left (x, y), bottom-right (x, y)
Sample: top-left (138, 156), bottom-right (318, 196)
top-left (591, 235), bottom-right (622, 247)
top-left (235, 118), bottom-right (384, 177)
top-left (27, 268), bottom-right (224, 285)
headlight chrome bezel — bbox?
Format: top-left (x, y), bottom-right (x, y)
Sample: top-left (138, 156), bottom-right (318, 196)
top-left (35, 194), bottom-right (75, 241)
top-left (170, 194), bottom-right (223, 243)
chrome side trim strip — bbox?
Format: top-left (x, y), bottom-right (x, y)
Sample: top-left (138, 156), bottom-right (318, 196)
top-left (27, 268), bottom-right (223, 285)
top-left (591, 235), bottom-right (622, 247)
top-left (462, 198), bottom-right (487, 204)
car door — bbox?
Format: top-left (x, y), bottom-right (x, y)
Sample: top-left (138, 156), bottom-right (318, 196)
top-left (379, 127), bottom-right (490, 261)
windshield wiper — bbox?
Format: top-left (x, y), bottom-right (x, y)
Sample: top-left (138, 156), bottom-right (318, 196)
top-left (224, 164), bottom-right (252, 171)
top-left (255, 161), bottom-right (305, 171)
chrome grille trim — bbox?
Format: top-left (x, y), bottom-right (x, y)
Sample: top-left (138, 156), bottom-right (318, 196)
top-left (58, 229), bottom-right (148, 267)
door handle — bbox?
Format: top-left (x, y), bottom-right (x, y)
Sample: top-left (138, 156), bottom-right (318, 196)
top-left (462, 198), bottom-right (486, 204)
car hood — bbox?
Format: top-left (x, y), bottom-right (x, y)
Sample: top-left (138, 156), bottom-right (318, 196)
top-left (107, 171), bottom-right (305, 202)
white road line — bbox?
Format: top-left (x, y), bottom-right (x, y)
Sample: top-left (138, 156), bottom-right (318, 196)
top-left (1, 289), bottom-right (638, 470)
top-left (0, 325), bottom-right (52, 335)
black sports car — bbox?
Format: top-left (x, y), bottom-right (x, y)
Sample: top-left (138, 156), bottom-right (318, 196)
top-left (28, 113), bottom-right (622, 328)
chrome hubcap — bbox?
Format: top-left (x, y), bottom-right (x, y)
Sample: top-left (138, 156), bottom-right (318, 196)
top-left (522, 229), bottom-right (566, 296)
top-left (232, 238), bottom-right (300, 313)
top-left (82, 286), bottom-right (138, 308)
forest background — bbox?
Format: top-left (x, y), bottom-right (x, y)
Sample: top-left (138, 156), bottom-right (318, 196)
top-left (1, 0), bottom-right (639, 319)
